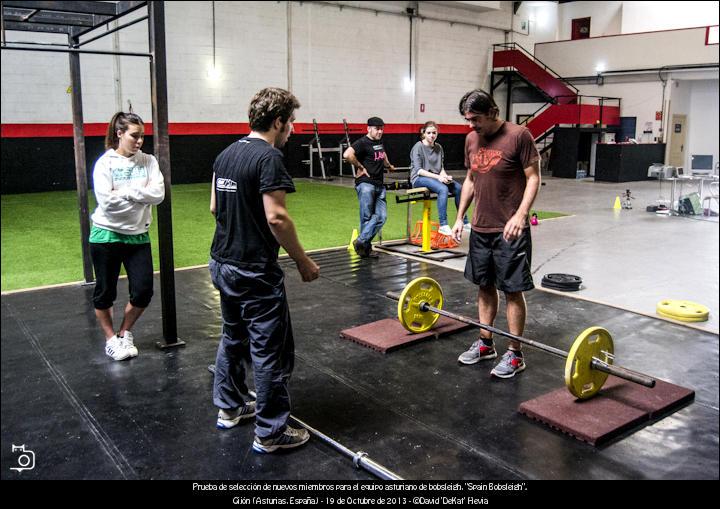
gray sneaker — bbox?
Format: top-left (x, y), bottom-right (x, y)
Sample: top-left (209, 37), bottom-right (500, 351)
top-left (216, 402), bottom-right (257, 429)
top-left (252, 425), bottom-right (310, 453)
top-left (458, 339), bottom-right (497, 365)
top-left (490, 350), bottom-right (526, 378)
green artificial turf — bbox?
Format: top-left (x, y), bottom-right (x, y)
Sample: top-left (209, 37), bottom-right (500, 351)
top-left (1, 182), bottom-right (567, 291)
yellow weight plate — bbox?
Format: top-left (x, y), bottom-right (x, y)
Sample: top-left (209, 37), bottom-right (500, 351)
top-left (564, 326), bottom-right (614, 400)
top-left (656, 300), bottom-right (709, 322)
top-left (397, 277), bottom-right (443, 333)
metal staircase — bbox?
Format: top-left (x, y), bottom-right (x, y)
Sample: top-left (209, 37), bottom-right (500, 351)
top-left (491, 43), bottom-right (621, 157)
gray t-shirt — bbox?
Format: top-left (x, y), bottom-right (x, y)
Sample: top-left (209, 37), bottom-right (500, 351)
top-left (410, 141), bottom-right (444, 184)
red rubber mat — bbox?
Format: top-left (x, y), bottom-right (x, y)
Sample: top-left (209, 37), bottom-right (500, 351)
top-left (518, 376), bottom-right (695, 446)
top-left (340, 316), bottom-right (472, 353)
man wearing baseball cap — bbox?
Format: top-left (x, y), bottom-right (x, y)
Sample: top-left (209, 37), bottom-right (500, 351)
top-left (343, 117), bottom-right (396, 258)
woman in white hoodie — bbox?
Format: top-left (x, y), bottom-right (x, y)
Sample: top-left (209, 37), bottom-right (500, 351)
top-left (89, 112), bottom-right (165, 361)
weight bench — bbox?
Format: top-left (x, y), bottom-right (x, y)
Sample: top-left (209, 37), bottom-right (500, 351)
top-left (379, 184), bottom-right (464, 261)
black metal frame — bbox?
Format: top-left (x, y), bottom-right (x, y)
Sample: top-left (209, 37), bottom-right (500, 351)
top-left (1, 1), bottom-right (182, 347)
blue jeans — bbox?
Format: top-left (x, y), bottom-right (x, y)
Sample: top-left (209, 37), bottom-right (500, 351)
top-left (356, 182), bottom-right (387, 244)
top-left (412, 176), bottom-right (466, 226)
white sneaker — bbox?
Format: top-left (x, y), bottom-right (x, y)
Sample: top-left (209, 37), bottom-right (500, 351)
top-left (438, 225), bottom-right (453, 236)
top-left (105, 335), bottom-right (133, 361)
top-left (119, 331), bottom-right (139, 357)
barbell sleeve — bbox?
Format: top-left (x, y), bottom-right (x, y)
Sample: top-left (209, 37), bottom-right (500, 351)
top-left (289, 413), bottom-right (404, 481)
top-left (590, 359), bottom-right (656, 388)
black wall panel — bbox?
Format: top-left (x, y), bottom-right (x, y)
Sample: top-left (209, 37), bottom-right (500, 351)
top-left (548, 128), bottom-right (580, 178)
top-left (595, 143), bottom-right (666, 182)
top-left (1, 133), bottom-right (467, 194)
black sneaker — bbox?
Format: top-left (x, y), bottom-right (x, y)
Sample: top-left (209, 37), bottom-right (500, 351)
top-left (353, 239), bottom-right (369, 258)
top-left (252, 426), bottom-right (310, 453)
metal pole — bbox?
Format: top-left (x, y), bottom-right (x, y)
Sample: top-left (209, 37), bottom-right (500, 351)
top-left (313, 118), bottom-right (327, 179)
top-left (1, 3), bottom-right (5, 46)
top-left (385, 292), bottom-right (656, 388)
top-left (74, 15), bottom-right (149, 47)
top-left (149, 0), bottom-right (183, 348)
top-left (505, 74), bottom-right (512, 122)
top-left (68, 34), bottom-right (94, 284)
top-left (0, 45), bottom-right (152, 57)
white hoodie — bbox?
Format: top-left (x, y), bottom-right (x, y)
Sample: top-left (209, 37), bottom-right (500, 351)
top-left (91, 149), bottom-right (165, 235)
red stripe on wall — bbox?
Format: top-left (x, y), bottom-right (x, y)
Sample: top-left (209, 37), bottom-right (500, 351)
top-left (1, 123), bottom-right (107, 138)
top-left (1, 122), bottom-right (470, 138)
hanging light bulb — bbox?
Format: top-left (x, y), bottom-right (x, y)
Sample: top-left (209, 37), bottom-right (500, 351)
top-left (403, 76), bottom-right (415, 93)
top-left (207, 65), bottom-right (221, 80)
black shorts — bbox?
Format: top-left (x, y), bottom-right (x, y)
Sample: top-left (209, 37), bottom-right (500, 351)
top-left (464, 228), bottom-right (534, 293)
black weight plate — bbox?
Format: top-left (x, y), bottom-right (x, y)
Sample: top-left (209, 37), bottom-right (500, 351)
top-left (541, 281), bottom-right (581, 291)
top-left (541, 273), bottom-right (582, 291)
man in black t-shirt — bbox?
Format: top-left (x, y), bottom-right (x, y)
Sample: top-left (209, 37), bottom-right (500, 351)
top-left (209, 87), bottom-right (319, 454)
top-left (343, 116), bottom-right (396, 257)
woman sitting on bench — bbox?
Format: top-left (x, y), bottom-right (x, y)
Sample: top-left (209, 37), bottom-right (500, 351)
top-left (410, 121), bottom-right (469, 236)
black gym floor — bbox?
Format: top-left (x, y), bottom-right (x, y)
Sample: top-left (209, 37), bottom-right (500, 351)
top-left (1, 248), bottom-right (718, 480)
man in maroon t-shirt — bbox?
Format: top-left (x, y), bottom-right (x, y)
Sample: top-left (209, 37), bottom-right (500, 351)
top-left (451, 89), bottom-right (540, 379)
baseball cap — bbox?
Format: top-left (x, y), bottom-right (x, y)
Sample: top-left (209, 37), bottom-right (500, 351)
top-left (367, 117), bottom-right (385, 127)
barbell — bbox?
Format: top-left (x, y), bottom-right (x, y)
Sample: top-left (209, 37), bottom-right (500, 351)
top-left (386, 277), bottom-right (657, 399)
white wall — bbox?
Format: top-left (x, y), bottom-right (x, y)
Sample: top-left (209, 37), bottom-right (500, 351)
top-left (512, 1), bottom-right (559, 51)
top-left (0, 30), bottom-right (76, 122)
top-left (535, 27), bottom-right (718, 78)
top-left (667, 78), bottom-right (692, 164)
top-left (415, 18), bottom-right (502, 123)
top-left (579, 79), bottom-right (664, 139)
top-left (0, 1), bottom-right (513, 126)
top-left (1, 0), bottom-right (717, 140)
top-left (167, 1), bottom-right (288, 122)
top-left (291, 2), bottom-right (411, 122)
top-left (557, 1), bottom-right (624, 40)
top-left (651, 77), bottom-right (718, 169)
top-left (621, 1), bottom-right (719, 33)
top-left (553, 1), bottom-right (719, 39)
top-left (687, 79), bottom-right (719, 171)
top-left (418, 1), bottom-right (510, 29)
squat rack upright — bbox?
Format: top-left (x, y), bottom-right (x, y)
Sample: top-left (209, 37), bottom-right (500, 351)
top-left (302, 118), bottom-right (360, 180)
